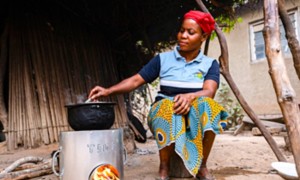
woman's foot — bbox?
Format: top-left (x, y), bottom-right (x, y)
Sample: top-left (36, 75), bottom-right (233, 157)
top-left (158, 163), bottom-right (169, 180)
top-left (196, 165), bottom-right (215, 180)
top-left (155, 176), bottom-right (169, 180)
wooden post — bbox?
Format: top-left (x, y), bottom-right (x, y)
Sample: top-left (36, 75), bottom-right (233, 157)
top-left (263, 0), bottom-right (300, 176)
top-left (278, 0), bottom-right (300, 80)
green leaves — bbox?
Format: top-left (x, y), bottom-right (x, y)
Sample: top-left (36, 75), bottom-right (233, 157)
top-left (216, 82), bottom-right (244, 128)
top-left (214, 15), bottom-right (243, 36)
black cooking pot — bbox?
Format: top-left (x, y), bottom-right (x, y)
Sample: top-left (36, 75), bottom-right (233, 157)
top-left (65, 102), bottom-right (116, 131)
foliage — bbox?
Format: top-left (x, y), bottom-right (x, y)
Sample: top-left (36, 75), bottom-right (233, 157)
top-left (135, 2), bottom-right (249, 54)
top-left (135, 41), bottom-right (151, 55)
top-left (129, 78), bottom-right (159, 124)
top-left (216, 83), bottom-right (244, 128)
top-left (217, 15), bottom-right (243, 32)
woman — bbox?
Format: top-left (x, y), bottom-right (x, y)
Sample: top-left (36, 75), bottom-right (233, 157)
top-left (88, 10), bottom-right (228, 180)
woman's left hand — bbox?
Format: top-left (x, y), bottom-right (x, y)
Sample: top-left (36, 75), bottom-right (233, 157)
top-left (173, 93), bottom-right (196, 115)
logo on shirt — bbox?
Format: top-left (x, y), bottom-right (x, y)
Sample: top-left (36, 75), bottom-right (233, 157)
top-left (195, 72), bottom-right (204, 80)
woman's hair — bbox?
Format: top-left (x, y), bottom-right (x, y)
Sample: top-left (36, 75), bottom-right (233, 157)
top-left (183, 10), bottom-right (215, 34)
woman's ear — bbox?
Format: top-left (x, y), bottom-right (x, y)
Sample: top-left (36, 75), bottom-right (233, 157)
top-left (200, 33), bottom-right (209, 42)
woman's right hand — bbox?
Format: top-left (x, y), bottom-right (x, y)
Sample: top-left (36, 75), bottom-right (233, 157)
top-left (87, 74), bottom-right (146, 101)
top-left (88, 86), bottom-right (111, 101)
top-left (173, 93), bottom-right (196, 115)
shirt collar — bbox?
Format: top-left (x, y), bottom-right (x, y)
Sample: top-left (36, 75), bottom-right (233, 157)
top-left (174, 45), bottom-right (203, 63)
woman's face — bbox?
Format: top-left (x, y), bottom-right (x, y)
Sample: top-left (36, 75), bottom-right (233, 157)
top-left (177, 19), bottom-right (207, 52)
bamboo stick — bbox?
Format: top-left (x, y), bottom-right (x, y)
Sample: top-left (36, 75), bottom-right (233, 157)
top-left (23, 19), bottom-right (42, 148)
top-left (25, 18), bottom-right (44, 146)
top-left (20, 19), bottom-right (31, 148)
top-left (28, 16), bottom-right (50, 145)
top-left (55, 35), bottom-right (70, 132)
top-left (8, 18), bottom-right (14, 150)
top-left (33, 19), bottom-right (55, 144)
top-left (40, 25), bottom-right (58, 142)
top-left (16, 20), bottom-right (23, 149)
top-left (47, 29), bottom-right (63, 136)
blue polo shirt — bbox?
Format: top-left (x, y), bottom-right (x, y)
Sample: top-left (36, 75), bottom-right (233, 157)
top-left (139, 46), bottom-right (219, 97)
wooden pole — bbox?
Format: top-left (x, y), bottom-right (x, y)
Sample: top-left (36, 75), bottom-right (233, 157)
top-left (278, 0), bottom-right (300, 80)
top-left (263, 0), bottom-right (300, 176)
top-left (194, 0), bottom-right (287, 162)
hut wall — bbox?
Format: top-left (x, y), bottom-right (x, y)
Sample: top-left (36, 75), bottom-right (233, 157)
top-left (6, 3), bottom-right (128, 150)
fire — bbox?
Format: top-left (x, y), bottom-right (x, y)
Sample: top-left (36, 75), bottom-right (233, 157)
top-left (92, 165), bottom-right (120, 180)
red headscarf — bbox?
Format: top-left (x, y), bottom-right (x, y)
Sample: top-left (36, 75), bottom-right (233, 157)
top-left (183, 10), bottom-right (215, 34)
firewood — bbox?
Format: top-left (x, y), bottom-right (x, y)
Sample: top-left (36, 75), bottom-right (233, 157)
top-left (11, 168), bottom-right (52, 180)
top-left (0, 156), bottom-right (45, 174)
top-left (251, 127), bottom-right (283, 136)
top-left (0, 163), bottom-right (52, 180)
top-left (233, 122), bottom-right (246, 136)
top-left (242, 117), bottom-right (286, 130)
top-left (14, 164), bottom-right (39, 171)
top-left (0, 157), bottom-right (52, 180)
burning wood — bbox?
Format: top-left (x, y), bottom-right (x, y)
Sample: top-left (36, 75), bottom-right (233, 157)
top-left (91, 164), bottom-right (120, 180)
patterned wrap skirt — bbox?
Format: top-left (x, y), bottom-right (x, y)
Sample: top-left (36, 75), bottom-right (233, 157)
top-left (147, 96), bottom-right (228, 176)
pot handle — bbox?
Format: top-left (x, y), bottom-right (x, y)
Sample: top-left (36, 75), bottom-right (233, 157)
top-left (52, 147), bottom-right (62, 177)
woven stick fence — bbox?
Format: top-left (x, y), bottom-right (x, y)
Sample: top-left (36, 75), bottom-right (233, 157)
top-left (6, 9), bottom-right (128, 150)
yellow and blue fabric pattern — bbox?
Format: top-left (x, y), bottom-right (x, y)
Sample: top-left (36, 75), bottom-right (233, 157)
top-left (148, 96), bottom-right (228, 176)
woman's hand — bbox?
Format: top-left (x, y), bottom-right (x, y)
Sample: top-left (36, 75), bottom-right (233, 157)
top-left (173, 93), bottom-right (196, 115)
top-left (87, 74), bottom-right (146, 101)
top-left (88, 86), bottom-right (111, 101)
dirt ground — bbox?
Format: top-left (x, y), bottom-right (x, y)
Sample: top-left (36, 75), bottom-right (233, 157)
top-left (0, 131), bottom-right (294, 180)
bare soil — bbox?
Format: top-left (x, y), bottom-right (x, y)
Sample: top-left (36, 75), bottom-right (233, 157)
top-left (0, 131), bottom-right (294, 180)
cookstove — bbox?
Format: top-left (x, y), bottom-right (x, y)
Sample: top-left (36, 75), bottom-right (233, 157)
top-left (52, 129), bottom-right (124, 180)
top-left (52, 102), bottom-right (125, 180)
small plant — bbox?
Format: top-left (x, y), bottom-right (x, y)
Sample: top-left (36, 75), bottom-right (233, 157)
top-left (216, 83), bottom-right (244, 129)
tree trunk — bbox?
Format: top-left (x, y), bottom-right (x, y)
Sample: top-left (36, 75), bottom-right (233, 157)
top-left (0, 25), bottom-right (8, 133)
top-left (263, 0), bottom-right (300, 176)
top-left (278, 0), bottom-right (300, 80)
top-left (195, 0), bottom-right (286, 162)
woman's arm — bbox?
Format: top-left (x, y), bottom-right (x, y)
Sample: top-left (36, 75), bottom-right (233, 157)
top-left (191, 79), bottom-right (218, 98)
top-left (88, 74), bottom-right (146, 100)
